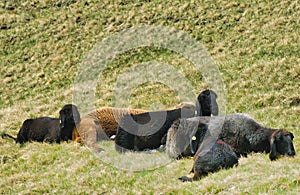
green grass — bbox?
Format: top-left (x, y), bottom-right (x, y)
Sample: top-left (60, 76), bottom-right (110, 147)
top-left (1, 0), bottom-right (300, 194)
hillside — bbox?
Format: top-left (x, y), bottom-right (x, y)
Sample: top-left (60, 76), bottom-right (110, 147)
top-left (1, 0), bottom-right (299, 194)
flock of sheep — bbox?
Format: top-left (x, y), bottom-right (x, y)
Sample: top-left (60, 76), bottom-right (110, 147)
top-left (2, 89), bottom-right (296, 181)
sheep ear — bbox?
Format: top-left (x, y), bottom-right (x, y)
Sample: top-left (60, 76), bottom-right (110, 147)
top-left (269, 136), bottom-right (277, 161)
top-left (72, 108), bottom-right (81, 124)
top-left (211, 90), bottom-right (218, 98)
top-left (196, 101), bottom-right (202, 116)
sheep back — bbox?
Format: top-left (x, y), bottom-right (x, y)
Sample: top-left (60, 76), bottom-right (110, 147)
top-left (95, 107), bottom-right (148, 137)
top-left (16, 119), bottom-right (34, 143)
top-left (218, 113), bottom-right (272, 155)
top-left (184, 113), bottom-right (295, 159)
top-left (75, 107), bottom-right (148, 151)
top-left (115, 105), bottom-right (195, 152)
top-left (20, 117), bottom-right (61, 143)
top-left (192, 138), bottom-right (238, 180)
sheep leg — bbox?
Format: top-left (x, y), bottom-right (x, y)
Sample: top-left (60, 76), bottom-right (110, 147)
top-left (115, 127), bottom-right (135, 152)
top-left (72, 128), bottom-right (82, 143)
top-left (178, 176), bottom-right (193, 182)
top-left (43, 136), bottom-right (57, 143)
top-left (78, 118), bottom-right (106, 152)
top-left (179, 166), bottom-right (200, 182)
top-left (1, 133), bottom-right (17, 141)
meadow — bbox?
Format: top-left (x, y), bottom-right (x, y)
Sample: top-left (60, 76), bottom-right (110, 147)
top-left (0, 0), bottom-right (299, 194)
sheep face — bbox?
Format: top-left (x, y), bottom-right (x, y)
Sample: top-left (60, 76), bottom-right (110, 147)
top-left (196, 89), bottom-right (218, 116)
top-left (269, 130), bottom-right (296, 161)
top-left (59, 104), bottom-right (81, 141)
top-left (59, 104), bottom-right (80, 128)
top-left (180, 124), bottom-right (207, 157)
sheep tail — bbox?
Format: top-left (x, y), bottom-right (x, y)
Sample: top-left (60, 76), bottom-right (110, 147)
top-left (1, 133), bottom-right (17, 141)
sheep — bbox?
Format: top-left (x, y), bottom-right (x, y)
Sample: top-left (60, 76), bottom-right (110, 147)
top-left (179, 137), bottom-right (239, 182)
top-left (170, 114), bottom-right (296, 160)
top-left (115, 103), bottom-right (196, 152)
top-left (218, 113), bottom-right (295, 160)
top-left (196, 89), bottom-right (218, 116)
top-left (166, 89), bottom-right (219, 159)
top-left (1, 104), bottom-right (80, 144)
top-left (73, 107), bottom-right (148, 152)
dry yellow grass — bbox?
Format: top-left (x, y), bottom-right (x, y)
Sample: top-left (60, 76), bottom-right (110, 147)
top-left (0, 0), bottom-right (299, 194)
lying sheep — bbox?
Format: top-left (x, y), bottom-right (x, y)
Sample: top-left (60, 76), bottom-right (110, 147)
top-left (2, 104), bottom-right (80, 144)
top-left (196, 89), bottom-right (218, 116)
top-left (170, 114), bottom-right (296, 160)
top-left (179, 137), bottom-right (238, 182)
top-left (73, 107), bottom-right (148, 152)
top-left (115, 103), bottom-right (195, 152)
top-left (218, 113), bottom-right (296, 160)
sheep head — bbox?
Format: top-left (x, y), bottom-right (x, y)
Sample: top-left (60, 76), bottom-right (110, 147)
top-left (196, 89), bottom-right (219, 116)
top-left (59, 104), bottom-right (80, 128)
top-left (59, 104), bottom-right (81, 141)
top-left (269, 129), bottom-right (295, 161)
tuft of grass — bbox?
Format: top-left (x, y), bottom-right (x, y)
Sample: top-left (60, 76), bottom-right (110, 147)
top-left (0, 0), bottom-right (299, 194)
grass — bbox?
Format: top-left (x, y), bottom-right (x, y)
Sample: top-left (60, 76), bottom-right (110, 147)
top-left (1, 0), bottom-right (300, 194)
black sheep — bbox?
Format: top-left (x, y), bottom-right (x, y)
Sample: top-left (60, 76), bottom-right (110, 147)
top-left (2, 104), bottom-right (80, 144)
top-left (115, 104), bottom-right (195, 152)
top-left (171, 114), bottom-right (296, 160)
top-left (218, 113), bottom-right (295, 160)
top-left (179, 137), bottom-right (238, 182)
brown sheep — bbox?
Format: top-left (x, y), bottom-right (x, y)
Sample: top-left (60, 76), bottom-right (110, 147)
top-left (73, 107), bottom-right (148, 152)
top-left (2, 104), bottom-right (80, 144)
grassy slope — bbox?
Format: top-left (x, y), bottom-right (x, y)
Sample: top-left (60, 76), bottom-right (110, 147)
top-left (0, 0), bottom-right (299, 194)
